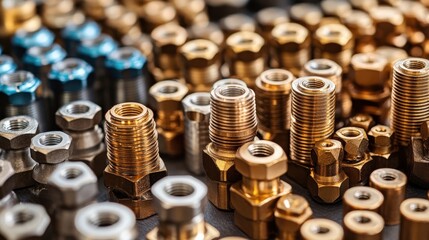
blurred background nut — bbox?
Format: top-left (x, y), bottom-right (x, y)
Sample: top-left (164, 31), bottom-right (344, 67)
top-left (340, 10), bottom-right (376, 53)
top-left (171, 0), bottom-right (209, 27)
top-left (300, 218), bottom-right (344, 240)
top-left (348, 114), bottom-right (375, 132)
top-left (0, 191), bottom-right (18, 214)
top-left (255, 7), bottom-right (289, 41)
top-left (321, 0), bottom-right (352, 19)
top-left (289, 3), bottom-right (322, 31)
top-left (104, 5), bottom-right (140, 40)
top-left (343, 186), bottom-right (384, 216)
top-left (139, 1), bottom-right (178, 33)
top-left (369, 6), bottom-right (406, 48)
top-left (187, 23), bottom-right (225, 47)
top-left (61, 20), bottom-right (101, 57)
top-left (407, 121), bottom-right (429, 187)
top-left (219, 13), bottom-right (256, 37)
top-left (0, 161), bottom-right (15, 198)
top-left (368, 125), bottom-right (399, 169)
top-left (399, 198), bottom-right (429, 240)
top-left (343, 210), bottom-right (384, 240)
top-left (11, 27), bottom-right (54, 62)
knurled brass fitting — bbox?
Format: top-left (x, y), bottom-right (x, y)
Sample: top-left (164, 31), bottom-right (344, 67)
top-left (368, 125), bottom-right (399, 169)
top-left (275, 194), bottom-right (313, 240)
top-left (104, 102), bottom-right (167, 219)
top-left (370, 168), bottom-right (407, 225)
top-left (104, 4), bottom-right (141, 40)
top-left (321, 0), bottom-right (352, 19)
top-left (407, 121), bottom-right (429, 187)
top-left (179, 39), bottom-right (222, 92)
top-left (300, 218), bottom-right (344, 240)
top-left (219, 14), bottom-right (256, 37)
top-left (255, 69), bottom-right (295, 153)
top-left (348, 114), bottom-right (375, 132)
top-left (289, 77), bottom-right (335, 187)
top-left (391, 58), bottom-right (429, 147)
top-left (42, 0), bottom-right (84, 33)
top-left (343, 186), bottom-right (384, 216)
top-left (289, 3), bottom-right (323, 31)
top-left (225, 31), bottom-right (266, 89)
top-left (147, 176), bottom-right (220, 240)
top-left (151, 23), bottom-right (188, 81)
top-left (270, 23), bottom-right (310, 76)
top-left (369, 6), bottom-right (406, 48)
top-left (308, 139), bottom-right (349, 203)
top-left (399, 198), bottom-right (429, 240)
top-left (188, 23), bottom-right (225, 47)
top-left (203, 83), bottom-right (257, 210)
top-left (313, 23), bottom-right (354, 73)
top-left (137, 1), bottom-right (178, 33)
top-left (343, 210), bottom-right (384, 240)
top-left (149, 80), bottom-right (188, 156)
top-left (256, 7), bottom-right (289, 41)
top-left (0, 0), bottom-right (40, 38)
top-left (334, 127), bottom-right (374, 186)
top-left (171, 0), bottom-right (209, 27)
top-left (341, 10), bottom-right (376, 53)
top-left (231, 140), bottom-right (292, 239)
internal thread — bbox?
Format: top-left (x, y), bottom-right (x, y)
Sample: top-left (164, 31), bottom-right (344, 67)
top-left (88, 212), bottom-right (120, 227)
top-left (39, 134), bottom-right (63, 146)
top-left (391, 58), bottom-right (429, 146)
top-left (313, 226), bottom-right (330, 234)
top-left (1, 71), bottom-right (32, 86)
top-left (354, 216), bottom-right (371, 224)
top-left (190, 95), bottom-right (210, 106)
top-left (410, 203), bottom-right (428, 212)
top-left (209, 85), bottom-right (257, 150)
top-left (354, 191), bottom-right (371, 200)
top-left (381, 172), bottom-right (396, 181)
top-left (13, 211), bottom-right (34, 225)
top-left (61, 168), bottom-right (83, 179)
top-left (105, 102), bottom-right (160, 175)
top-left (164, 183), bottom-right (195, 197)
top-left (302, 59), bottom-right (342, 93)
top-left (158, 85), bottom-right (178, 94)
top-left (2, 118), bottom-right (30, 131)
top-left (66, 104), bottom-right (90, 114)
top-left (290, 77), bottom-right (336, 165)
top-left (247, 143), bottom-right (275, 157)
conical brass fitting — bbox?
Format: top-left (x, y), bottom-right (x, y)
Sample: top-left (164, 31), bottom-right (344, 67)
top-left (391, 58), bottom-right (429, 147)
top-left (104, 102), bottom-right (167, 219)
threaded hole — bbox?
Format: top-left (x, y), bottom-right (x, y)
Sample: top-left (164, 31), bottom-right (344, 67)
top-left (410, 203), bottom-right (428, 212)
top-left (13, 211), bottom-right (34, 225)
top-left (375, 127), bottom-right (386, 133)
top-left (114, 104), bottom-right (144, 117)
top-left (354, 216), bottom-right (371, 224)
top-left (60, 60), bottom-right (80, 71)
top-left (266, 72), bottom-right (290, 81)
top-left (66, 104), bottom-right (90, 114)
top-left (354, 191), bottom-right (371, 200)
top-left (281, 30), bottom-right (297, 36)
top-left (327, 30), bottom-right (341, 37)
top-left (117, 49), bottom-right (134, 60)
top-left (88, 212), bottom-right (120, 227)
top-left (191, 45), bottom-right (208, 52)
top-left (1, 71), bottom-right (31, 86)
top-left (403, 59), bottom-right (426, 70)
top-left (321, 141), bottom-right (334, 148)
top-left (38, 134), bottom-right (63, 146)
top-left (311, 226), bottom-right (330, 234)
top-left (61, 168), bottom-right (83, 180)
top-left (247, 143), bottom-right (275, 157)
top-left (158, 85), bottom-right (178, 94)
top-left (302, 78), bottom-right (325, 89)
top-left (164, 183), bottom-right (195, 197)
top-left (219, 86), bottom-right (246, 97)
top-left (28, 45), bottom-right (53, 56)
top-left (340, 129), bottom-right (361, 138)
top-left (190, 95), bottom-right (210, 106)
top-left (310, 62), bottom-right (332, 70)
top-left (381, 172), bottom-right (396, 181)
top-left (354, 115), bottom-right (368, 122)
top-left (238, 38), bottom-right (253, 44)
top-left (2, 119), bottom-right (30, 131)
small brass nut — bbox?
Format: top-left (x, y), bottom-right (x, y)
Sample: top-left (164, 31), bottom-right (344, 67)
top-left (407, 121), bottom-right (429, 186)
top-left (300, 218), bottom-right (344, 240)
top-left (108, 190), bottom-right (157, 220)
top-left (149, 80), bottom-right (189, 112)
top-left (205, 178), bottom-right (231, 211)
top-left (350, 53), bottom-right (389, 89)
top-left (343, 186), bottom-right (384, 216)
top-left (343, 210), bottom-right (384, 240)
top-left (0, 161), bottom-right (15, 198)
top-left (30, 131), bottom-right (72, 164)
top-left (55, 100), bottom-right (102, 131)
top-left (0, 115), bottom-right (39, 150)
top-left (180, 39), bottom-right (220, 69)
top-left (368, 125), bottom-right (399, 169)
top-left (314, 23), bottom-right (354, 54)
top-left (226, 31), bottom-right (265, 63)
top-left (348, 114), bottom-right (375, 132)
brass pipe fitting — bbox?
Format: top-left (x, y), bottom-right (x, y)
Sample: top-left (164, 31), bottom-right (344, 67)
top-left (314, 23), bottom-right (354, 73)
top-left (104, 102), bottom-right (167, 219)
top-left (255, 69), bottom-right (294, 153)
top-left (42, 0), bottom-right (84, 33)
top-left (348, 114), bottom-right (375, 132)
top-left (171, 0), bottom-right (209, 27)
top-left (147, 176), bottom-right (220, 240)
top-left (275, 194), bottom-right (313, 240)
top-left (321, 0), bottom-right (352, 19)
top-left (341, 10), bottom-right (376, 53)
top-left (179, 39), bottom-right (222, 92)
top-left (308, 139), bottom-right (349, 203)
top-left (399, 198), bottom-right (429, 240)
top-left (138, 1), bottom-right (178, 33)
top-left (149, 80), bottom-right (188, 156)
top-left (188, 23), bottom-right (225, 47)
top-left (289, 76), bottom-right (335, 187)
top-left (270, 23), bottom-right (310, 76)
top-left (368, 125), bottom-right (399, 169)
top-left (104, 5), bottom-right (141, 40)
top-left (203, 83), bottom-right (257, 210)
top-left (219, 14), bottom-right (256, 37)
top-left (370, 168), bottom-right (407, 225)
top-left (82, 0), bottom-right (116, 22)
top-left (369, 6), bottom-right (406, 48)
top-left (343, 210), bottom-right (384, 240)
top-left (256, 7), bottom-right (289, 41)
top-left (391, 58), bottom-right (429, 147)
top-left (343, 186), bottom-right (384, 216)
top-left (212, 78), bottom-right (247, 90)
top-left (334, 127), bottom-right (374, 186)
top-left (231, 140), bottom-right (292, 239)
top-left (408, 121), bottom-right (429, 186)
top-left (0, 0), bottom-right (39, 38)
top-left (300, 218), bottom-right (343, 240)
top-left (289, 3), bottom-right (323, 32)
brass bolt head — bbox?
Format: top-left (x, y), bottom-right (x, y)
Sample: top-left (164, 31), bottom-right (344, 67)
top-left (348, 114), bottom-right (375, 132)
top-left (151, 23), bottom-right (188, 55)
top-left (351, 53), bottom-right (388, 89)
top-left (368, 125), bottom-right (394, 147)
top-left (334, 127), bottom-right (369, 159)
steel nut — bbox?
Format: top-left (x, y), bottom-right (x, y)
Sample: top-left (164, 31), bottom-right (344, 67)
top-left (48, 162), bottom-right (98, 208)
top-left (149, 80), bottom-right (189, 112)
top-left (0, 115), bottom-right (39, 150)
top-left (351, 53), bottom-right (389, 89)
top-left (307, 172), bottom-right (349, 203)
top-left (0, 161), bottom-right (15, 198)
top-left (274, 194), bottom-right (313, 236)
top-left (30, 131), bottom-right (72, 164)
top-left (182, 92), bottom-right (211, 119)
top-left (56, 100), bottom-right (102, 131)
top-left (203, 143), bottom-right (241, 182)
top-left (226, 31), bottom-right (265, 62)
top-left (180, 39), bottom-right (220, 68)
top-left (334, 127), bottom-right (369, 159)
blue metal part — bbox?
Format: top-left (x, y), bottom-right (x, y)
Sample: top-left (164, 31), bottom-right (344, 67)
top-left (23, 44), bottom-right (67, 68)
top-left (49, 58), bottom-right (93, 92)
top-left (0, 71), bottom-right (41, 106)
top-left (77, 34), bottom-right (118, 60)
top-left (105, 47), bottom-right (147, 78)
top-left (62, 20), bottom-right (101, 56)
top-left (12, 27), bottom-right (55, 59)
top-left (0, 55), bottom-right (17, 76)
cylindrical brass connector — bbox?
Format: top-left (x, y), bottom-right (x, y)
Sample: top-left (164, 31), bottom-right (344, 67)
top-left (343, 186), bottom-right (384, 216)
top-left (225, 31), bottom-right (266, 89)
top-left (179, 39), bottom-right (221, 92)
top-left (368, 125), bottom-right (399, 169)
top-left (275, 194), bottom-right (313, 240)
top-left (400, 198), bottom-right (429, 240)
top-left (343, 210), bottom-right (384, 240)
top-left (104, 102), bottom-right (167, 219)
top-left (270, 23), bottom-right (310, 76)
top-left (300, 218), bottom-right (343, 240)
top-left (370, 168), bottom-right (407, 225)
top-left (255, 69), bottom-right (294, 152)
top-left (391, 58), bottom-right (429, 147)
top-left (348, 114), bottom-right (375, 132)
top-left (341, 10), bottom-right (376, 53)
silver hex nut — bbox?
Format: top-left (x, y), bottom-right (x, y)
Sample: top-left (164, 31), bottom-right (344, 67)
top-left (30, 131), bottom-right (72, 164)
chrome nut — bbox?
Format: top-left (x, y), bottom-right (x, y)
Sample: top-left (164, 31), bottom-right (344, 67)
top-left (0, 192), bottom-right (18, 213)
top-left (149, 80), bottom-right (189, 112)
top-left (48, 162), bottom-right (98, 208)
top-left (0, 115), bottom-right (39, 150)
top-left (0, 161), bottom-right (15, 198)
top-left (30, 131), bottom-right (72, 164)
top-left (56, 100), bottom-right (102, 131)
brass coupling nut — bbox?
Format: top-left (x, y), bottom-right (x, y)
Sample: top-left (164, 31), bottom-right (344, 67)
top-left (348, 114), bottom-right (375, 132)
top-left (230, 140), bottom-right (292, 239)
top-left (399, 198), bottom-right (429, 240)
top-left (343, 186), bottom-right (384, 216)
top-left (308, 139), bottom-right (349, 203)
top-left (343, 210), bottom-right (384, 240)
top-left (147, 176), bottom-right (220, 240)
top-left (104, 102), bottom-right (167, 219)
top-left (368, 125), bottom-right (399, 169)
top-left (300, 218), bottom-right (343, 240)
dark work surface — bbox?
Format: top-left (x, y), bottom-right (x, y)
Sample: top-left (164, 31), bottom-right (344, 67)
top-left (16, 157), bottom-right (428, 240)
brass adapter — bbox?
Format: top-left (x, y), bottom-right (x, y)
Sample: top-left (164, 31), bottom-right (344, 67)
top-left (343, 186), bottom-right (384, 216)
top-left (256, 7), bottom-right (289, 41)
top-left (400, 198), bottom-right (429, 240)
top-left (343, 210), bottom-right (384, 240)
top-left (368, 125), bottom-right (399, 169)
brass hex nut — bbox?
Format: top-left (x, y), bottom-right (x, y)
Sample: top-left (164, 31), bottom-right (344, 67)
top-left (351, 53), bottom-right (389, 89)
top-left (151, 23), bottom-right (188, 56)
top-left (314, 23), bottom-right (354, 53)
top-left (334, 127), bottom-right (369, 160)
top-left (348, 114), bottom-right (375, 133)
top-left (368, 125), bottom-right (394, 148)
top-left (342, 155), bottom-right (374, 186)
top-left (369, 6), bottom-right (405, 37)
top-left (226, 31), bottom-right (265, 62)
top-left (233, 212), bottom-right (273, 240)
top-left (271, 22), bottom-right (310, 52)
top-left (310, 139), bottom-right (344, 169)
top-left (56, 100), bottom-right (102, 132)
top-left (202, 143), bottom-right (241, 182)
top-left (30, 131), bottom-right (72, 164)
top-left (149, 80), bottom-right (189, 112)
top-left (179, 39), bottom-right (220, 68)
top-left (108, 190), bottom-right (156, 219)
top-left (0, 161), bottom-right (15, 198)
top-left (0, 115), bottom-right (39, 150)
top-left (206, 178), bottom-right (232, 210)
top-left (308, 171), bottom-right (349, 203)
top-left (368, 125), bottom-right (398, 169)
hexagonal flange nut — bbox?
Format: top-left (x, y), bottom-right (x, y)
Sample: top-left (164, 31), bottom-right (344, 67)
top-left (274, 194), bottom-right (313, 236)
top-left (314, 24), bottom-right (354, 53)
top-left (30, 131), bottom-right (72, 164)
top-left (149, 80), bottom-right (189, 112)
top-left (0, 71), bottom-right (41, 106)
top-left (104, 158), bottom-right (167, 197)
top-left (48, 162), bottom-right (98, 208)
top-left (230, 180), bottom-right (291, 221)
top-left (0, 203), bottom-right (50, 240)
top-left (56, 100), bottom-right (102, 131)
top-left (0, 161), bottom-right (15, 198)
top-left (226, 31), bottom-right (265, 62)
top-left (203, 143), bottom-right (241, 182)
top-left (235, 140), bottom-right (287, 180)
top-left (351, 53), bottom-right (388, 89)
top-left (0, 115), bottom-right (39, 150)
top-left (342, 154), bottom-right (374, 186)
top-left (108, 190), bottom-right (156, 220)
top-left (48, 58), bottom-right (93, 92)
top-left (180, 39), bottom-right (220, 68)
top-left (158, 128), bottom-right (184, 156)
top-left (271, 22), bottom-right (310, 52)
top-left (308, 171), bottom-right (349, 203)
top-left (334, 127), bottom-right (369, 161)
top-left (407, 136), bottom-right (429, 186)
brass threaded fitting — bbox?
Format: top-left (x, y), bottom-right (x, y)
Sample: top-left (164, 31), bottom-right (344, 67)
top-left (369, 6), bottom-right (406, 47)
top-left (140, 1), bottom-right (178, 33)
top-left (368, 125), bottom-right (399, 169)
top-left (301, 59), bottom-right (342, 95)
top-left (391, 58), bottom-right (429, 147)
top-left (219, 14), bottom-right (256, 37)
top-left (256, 7), bottom-right (289, 40)
top-left (343, 210), bottom-right (384, 240)
top-left (0, 0), bottom-right (40, 37)
top-left (348, 114), bottom-right (375, 132)
top-left (399, 198), bottom-right (429, 240)
top-left (171, 0), bottom-right (209, 27)
top-left (289, 3), bottom-right (322, 31)
top-left (343, 186), bottom-right (384, 216)
top-left (290, 77), bottom-right (336, 166)
top-left (300, 218), bottom-right (344, 240)
top-left (341, 10), bottom-right (376, 53)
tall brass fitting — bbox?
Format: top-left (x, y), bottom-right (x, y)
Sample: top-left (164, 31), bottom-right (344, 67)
top-left (308, 139), bottom-right (349, 203)
top-left (408, 121), bottom-right (429, 186)
top-left (231, 140), bottom-right (292, 240)
top-left (334, 127), bottom-right (374, 186)
top-left (399, 198), bottom-right (429, 240)
top-left (203, 83), bottom-right (257, 210)
top-left (275, 194), bottom-right (313, 240)
top-left (368, 125), bottom-right (399, 169)
top-left (289, 76), bottom-right (335, 187)
top-left (289, 3), bottom-right (323, 31)
top-left (391, 58), bottom-right (429, 148)
top-left (255, 69), bottom-right (294, 153)
top-left (313, 23), bottom-right (354, 73)
top-left (149, 80), bottom-right (188, 156)
top-left (370, 168), bottom-right (407, 225)
top-left (104, 102), bottom-right (167, 219)
top-left (300, 218), bottom-right (343, 240)
top-left (369, 6), bottom-right (406, 48)
top-left (343, 210), bottom-right (384, 240)
top-left (179, 39), bottom-right (222, 92)
top-left (348, 114), bottom-right (375, 132)
top-left (343, 186), bottom-right (384, 216)
top-left (256, 7), bottom-right (289, 41)
top-left (341, 10), bottom-right (376, 53)
top-left (225, 31), bottom-right (266, 89)
top-left (270, 23), bottom-right (310, 76)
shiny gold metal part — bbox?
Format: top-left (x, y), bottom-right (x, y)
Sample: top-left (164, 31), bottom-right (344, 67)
top-left (370, 168), bottom-right (407, 225)
top-left (348, 114), bottom-right (375, 132)
top-left (42, 0), bottom-right (84, 31)
top-left (289, 3), bottom-right (323, 31)
top-left (349, 0), bottom-right (378, 13)
top-left (171, 0), bottom-right (209, 27)
top-left (343, 210), bottom-right (384, 240)
top-left (300, 218), bottom-right (343, 240)
top-left (407, 121), bottom-right (429, 187)
top-left (0, 0), bottom-right (40, 37)
top-left (400, 198), bottom-right (429, 240)
top-left (369, 6), bottom-right (406, 48)
top-left (256, 7), bottom-right (289, 41)
top-left (343, 186), bottom-right (384, 216)
top-left (368, 125), bottom-right (399, 169)
top-left (104, 4), bottom-right (141, 40)
top-left (219, 13), bottom-right (256, 37)
top-left (341, 10), bottom-right (376, 53)
top-left (104, 102), bottom-right (167, 219)
top-left (188, 23), bottom-right (224, 47)
top-left (139, 1), bottom-right (178, 33)
top-left (321, 0), bottom-right (352, 19)
top-left (82, 0), bottom-right (116, 22)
